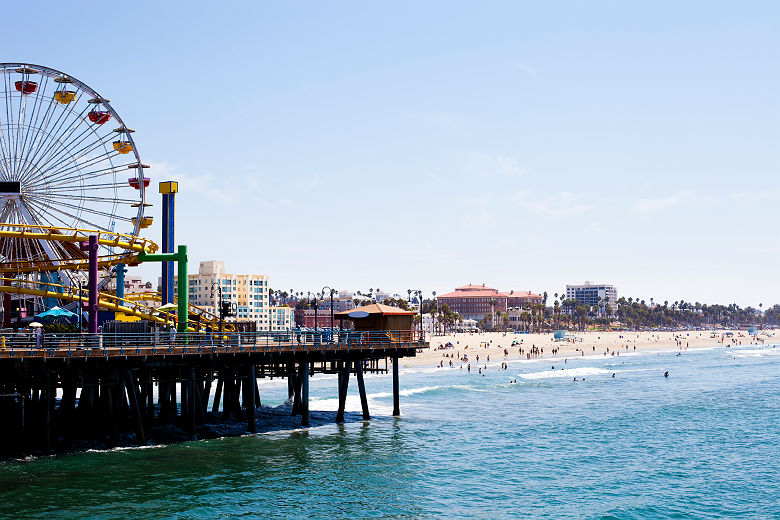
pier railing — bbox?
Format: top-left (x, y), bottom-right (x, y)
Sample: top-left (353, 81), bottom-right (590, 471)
top-left (0, 329), bottom-right (426, 359)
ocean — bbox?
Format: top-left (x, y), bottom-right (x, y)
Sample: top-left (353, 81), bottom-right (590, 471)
top-left (0, 344), bottom-right (777, 519)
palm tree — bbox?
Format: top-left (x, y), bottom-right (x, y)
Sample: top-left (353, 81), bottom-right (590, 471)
top-left (489, 298), bottom-right (498, 331)
top-left (432, 290), bottom-right (437, 333)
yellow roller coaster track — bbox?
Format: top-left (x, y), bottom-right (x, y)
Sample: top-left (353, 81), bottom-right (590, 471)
top-left (123, 291), bottom-right (235, 331)
top-left (0, 224), bottom-right (158, 273)
top-left (1, 225), bottom-right (233, 331)
top-left (0, 278), bottom-right (234, 332)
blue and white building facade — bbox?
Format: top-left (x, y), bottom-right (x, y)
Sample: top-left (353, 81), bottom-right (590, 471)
top-left (565, 282), bottom-right (617, 312)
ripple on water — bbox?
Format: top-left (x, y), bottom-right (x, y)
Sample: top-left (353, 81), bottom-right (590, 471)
top-left (0, 346), bottom-right (777, 519)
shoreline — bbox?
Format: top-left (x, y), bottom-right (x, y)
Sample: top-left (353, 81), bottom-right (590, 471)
top-left (407, 329), bottom-right (778, 370)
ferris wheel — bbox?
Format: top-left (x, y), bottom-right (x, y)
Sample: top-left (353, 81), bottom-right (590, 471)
top-left (0, 63), bottom-right (149, 278)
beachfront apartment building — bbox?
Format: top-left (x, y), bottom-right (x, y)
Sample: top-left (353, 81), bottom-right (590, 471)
top-left (172, 260), bottom-right (270, 330)
top-left (437, 284), bottom-right (543, 321)
top-left (565, 282), bottom-right (617, 310)
top-left (374, 291), bottom-right (392, 303)
top-left (269, 305), bottom-right (294, 331)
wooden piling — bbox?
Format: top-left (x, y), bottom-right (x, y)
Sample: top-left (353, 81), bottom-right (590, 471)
top-left (187, 369), bottom-right (196, 438)
top-left (301, 361), bottom-right (309, 427)
top-left (336, 360), bottom-right (352, 423)
top-left (291, 373), bottom-right (302, 416)
top-left (246, 364), bottom-right (256, 433)
top-left (125, 369), bottom-right (146, 444)
top-left (355, 361), bottom-right (370, 420)
top-left (212, 375), bottom-right (223, 414)
top-left (392, 356), bottom-right (400, 416)
top-left (44, 370), bottom-right (51, 452)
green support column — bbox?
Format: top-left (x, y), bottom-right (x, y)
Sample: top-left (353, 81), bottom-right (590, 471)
top-left (138, 245), bottom-right (189, 332)
top-left (177, 246), bottom-right (188, 332)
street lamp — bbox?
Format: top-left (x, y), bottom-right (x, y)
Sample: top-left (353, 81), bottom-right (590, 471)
top-left (210, 282), bottom-right (224, 333)
top-left (322, 286), bottom-right (336, 334)
top-left (408, 289), bottom-right (424, 341)
top-left (308, 291), bottom-right (318, 331)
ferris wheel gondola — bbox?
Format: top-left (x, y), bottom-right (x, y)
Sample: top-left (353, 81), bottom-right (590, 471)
top-left (0, 63), bottom-right (150, 282)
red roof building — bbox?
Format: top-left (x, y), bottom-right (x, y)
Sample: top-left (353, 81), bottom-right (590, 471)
top-left (437, 284), bottom-right (543, 320)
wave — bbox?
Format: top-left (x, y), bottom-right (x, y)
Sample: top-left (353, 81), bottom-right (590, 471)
top-left (729, 348), bottom-right (780, 358)
top-left (519, 367), bottom-right (612, 380)
top-left (367, 385), bottom-right (443, 399)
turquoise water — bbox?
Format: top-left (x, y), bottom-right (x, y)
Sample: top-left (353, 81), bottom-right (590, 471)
top-left (0, 345), bottom-right (778, 519)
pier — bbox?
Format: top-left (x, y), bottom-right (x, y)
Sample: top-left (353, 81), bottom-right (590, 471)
top-left (0, 330), bottom-right (425, 456)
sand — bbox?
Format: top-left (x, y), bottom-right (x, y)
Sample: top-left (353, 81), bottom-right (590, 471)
top-left (406, 329), bottom-right (778, 369)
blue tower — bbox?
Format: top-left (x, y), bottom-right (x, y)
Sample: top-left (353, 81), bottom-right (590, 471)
top-left (160, 181), bottom-right (178, 305)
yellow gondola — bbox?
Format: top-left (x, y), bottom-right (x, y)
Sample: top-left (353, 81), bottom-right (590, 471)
top-left (132, 216), bottom-right (153, 229)
top-left (113, 141), bottom-right (133, 154)
top-left (54, 91), bottom-right (76, 104)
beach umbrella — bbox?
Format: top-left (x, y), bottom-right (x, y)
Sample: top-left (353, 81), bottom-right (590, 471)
top-left (29, 322), bottom-right (43, 328)
top-left (36, 306), bottom-right (76, 320)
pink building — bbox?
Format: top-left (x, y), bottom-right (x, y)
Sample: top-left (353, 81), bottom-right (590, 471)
top-left (437, 284), bottom-right (542, 320)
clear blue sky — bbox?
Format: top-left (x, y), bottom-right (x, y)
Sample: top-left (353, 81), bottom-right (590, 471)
top-left (5, 1), bottom-right (779, 306)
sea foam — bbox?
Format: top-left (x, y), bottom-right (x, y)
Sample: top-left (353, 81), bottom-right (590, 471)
top-left (519, 367), bottom-right (612, 380)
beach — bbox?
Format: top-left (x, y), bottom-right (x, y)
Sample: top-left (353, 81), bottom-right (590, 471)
top-left (410, 329), bottom-right (778, 369)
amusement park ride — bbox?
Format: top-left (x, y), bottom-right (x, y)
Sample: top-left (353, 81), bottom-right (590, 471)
top-left (0, 63), bottom-right (228, 333)
top-left (0, 63), bottom-right (424, 454)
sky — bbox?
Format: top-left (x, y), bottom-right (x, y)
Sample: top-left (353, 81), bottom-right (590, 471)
top-left (4, 1), bottom-right (779, 307)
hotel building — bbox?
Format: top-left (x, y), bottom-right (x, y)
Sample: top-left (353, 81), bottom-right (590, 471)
top-left (172, 260), bottom-right (271, 330)
top-left (437, 284), bottom-right (543, 321)
top-left (565, 282), bottom-right (617, 310)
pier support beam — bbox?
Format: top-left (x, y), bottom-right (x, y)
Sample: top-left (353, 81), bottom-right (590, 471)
top-left (246, 364), bottom-right (256, 433)
top-left (44, 370), bottom-right (52, 452)
top-left (212, 377), bottom-right (223, 414)
top-left (291, 372), bottom-right (302, 416)
top-left (301, 361), bottom-right (309, 427)
top-left (187, 368), bottom-right (196, 438)
top-left (336, 360), bottom-right (351, 423)
top-left (355, 361), bottom-right (370, 420)
top-left (392, 356), bottom-right (400, 416)
top-left (125, 369), bottom-right (146, 445)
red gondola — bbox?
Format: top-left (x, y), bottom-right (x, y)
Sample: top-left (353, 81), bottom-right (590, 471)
top-left (128, 177), bottom-right (150, 189)
top-left (88, 110), bottom-right (111, 125)
top-left (14, 81), bottom-right (38, 95)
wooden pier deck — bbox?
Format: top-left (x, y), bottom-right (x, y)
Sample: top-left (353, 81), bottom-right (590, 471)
top-left (0, 330), bottom-right (426, 456)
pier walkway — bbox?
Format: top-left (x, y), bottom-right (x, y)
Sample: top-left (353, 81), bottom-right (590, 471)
top-left (0, 330), bottom-right (423, 359)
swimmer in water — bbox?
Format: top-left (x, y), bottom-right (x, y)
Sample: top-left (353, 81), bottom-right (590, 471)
top-left (664, 371), bottom-right (669, 378)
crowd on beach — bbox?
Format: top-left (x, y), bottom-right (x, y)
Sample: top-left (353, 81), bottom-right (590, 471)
top-left (413, 329), bottom-right (777, 378)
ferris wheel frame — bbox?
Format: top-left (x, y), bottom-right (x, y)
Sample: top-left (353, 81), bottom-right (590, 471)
top-left (0, 62), bottom-right (148, 274)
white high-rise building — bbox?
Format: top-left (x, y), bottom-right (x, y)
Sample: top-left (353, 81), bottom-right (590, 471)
top-left (565, 282), bottom-right (617, 311)
top-left (173, 261), bottom-right (270, 330)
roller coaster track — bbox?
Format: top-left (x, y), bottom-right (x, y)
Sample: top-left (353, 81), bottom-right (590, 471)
top-left (123, 291), bottom-right (235, 331)
top-left (0, 224), bottom-right (158, 273)
top-left (0, 284), bottom-right (230, 333)
top-left (0, 225), bottom-right (234, 331)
